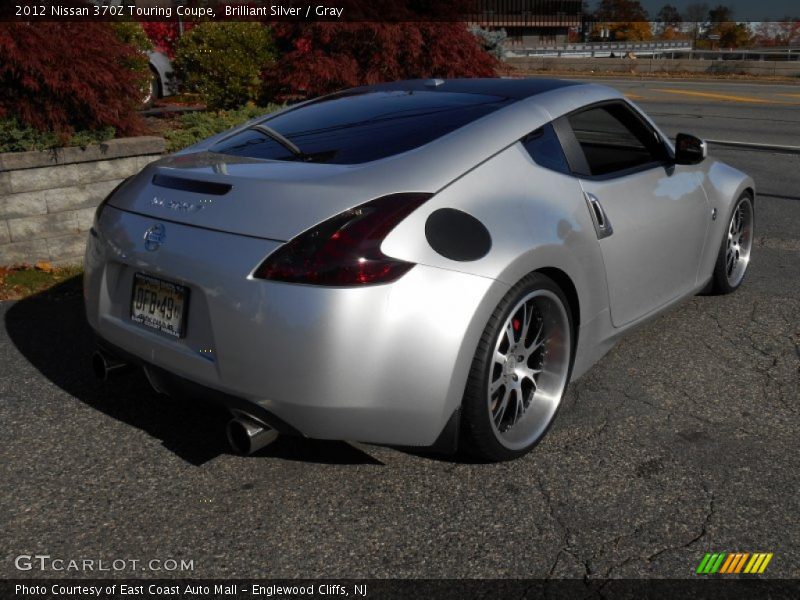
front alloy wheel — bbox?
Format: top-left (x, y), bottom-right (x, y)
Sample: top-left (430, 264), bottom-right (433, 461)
top-left (711, 193), bottom-right (754, 294)
top-left (461, 274), bottom-right (573, 461)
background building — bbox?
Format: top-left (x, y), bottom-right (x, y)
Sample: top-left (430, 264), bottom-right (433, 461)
top-left (469, 0), bottom-right (584, 46)
top-left (92, 0), bottom-right (587, 48)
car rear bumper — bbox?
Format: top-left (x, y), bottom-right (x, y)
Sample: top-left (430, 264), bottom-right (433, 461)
top-left (85, 207), bottom-right (506, 447)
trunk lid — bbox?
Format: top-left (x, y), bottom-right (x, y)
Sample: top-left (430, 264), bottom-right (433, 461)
top-left (108, 152), bottom-right (401, 241)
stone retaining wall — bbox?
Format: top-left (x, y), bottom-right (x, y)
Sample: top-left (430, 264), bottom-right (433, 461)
top-left (0, 137), bottom-right (165, 265)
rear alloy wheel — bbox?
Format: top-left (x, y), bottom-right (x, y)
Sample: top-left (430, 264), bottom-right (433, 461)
top-left (461, 274), bottom-right (573, 461)
top-left (711, 193), bottom-right (754, 294)
top-left (141, 69), bottom-right (159, 108)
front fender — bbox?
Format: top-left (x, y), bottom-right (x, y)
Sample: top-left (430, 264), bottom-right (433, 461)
top-left (697, 158), bottom-right (756, 283)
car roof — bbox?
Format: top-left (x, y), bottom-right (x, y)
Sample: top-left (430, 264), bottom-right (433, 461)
top-left (347, 77), bottom-right (581, 100)
top-left (211, 78), bottom-right (587, 166)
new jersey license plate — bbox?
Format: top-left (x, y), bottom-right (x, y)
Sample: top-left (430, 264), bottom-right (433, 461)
top-left (130, 273), bottom-right (188, 338)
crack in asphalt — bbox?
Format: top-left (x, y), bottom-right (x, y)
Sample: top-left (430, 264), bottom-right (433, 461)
top-left (648, 482), bottom-right (715, 562)
top-left (535, 474), bottom-right (593, 582)
top-left (595, 482), bottom-right (715, 579)
top-left (702, 302), bottom-right (798, 416)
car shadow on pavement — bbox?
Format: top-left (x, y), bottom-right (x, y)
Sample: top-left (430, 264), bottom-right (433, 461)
top-left (3, 277), bottom-right (383, 467)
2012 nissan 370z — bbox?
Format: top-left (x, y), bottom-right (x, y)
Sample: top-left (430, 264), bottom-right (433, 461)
top-left (84, 78), bottom-right (755, 461)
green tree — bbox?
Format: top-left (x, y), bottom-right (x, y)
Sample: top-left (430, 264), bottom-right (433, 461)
top-left (613, 21), bottom-right (654, 41)
top-left (594, 0), bottom-right (649, 22)
top-left (593, 0), bottom-right (652, 41)
top-left (708, 4), bottom-right (734, 23)
top-left (111, 22), bottom-right (153, 104)
top-left (718, 22), bottom-right (752, 48)
top-left (655, 4), bottom-right (682, 36)
top-left (174, 22), bottom-right (275, 110)
top-left (702, 5), bottom-right (751, 48)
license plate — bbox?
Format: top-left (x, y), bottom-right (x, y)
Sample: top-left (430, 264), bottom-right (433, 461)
top-left (130, 273), bottom-right (188, 338)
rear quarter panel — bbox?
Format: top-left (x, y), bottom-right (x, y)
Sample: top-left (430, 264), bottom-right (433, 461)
top-left (382, 142), bottom-right (612, 379)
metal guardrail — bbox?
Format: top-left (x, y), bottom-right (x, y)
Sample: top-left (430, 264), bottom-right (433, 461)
top-left (688, 49), bottom-right (800, 61)
top-left (705, 139), bottom-right (800, 155)
top-left (517, 41), bottom-right (692, 52)
top-left (507, 43), bottom-right (800, 61)
top-left (509, 41), bottom-right (693, 57)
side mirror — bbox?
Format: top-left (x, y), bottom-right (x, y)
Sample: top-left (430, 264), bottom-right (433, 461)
top-left (674, 133), bottom-right (707, 165)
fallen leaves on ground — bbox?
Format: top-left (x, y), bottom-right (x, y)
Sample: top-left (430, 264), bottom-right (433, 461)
top-left (0, 264), bottom-right (83, 301)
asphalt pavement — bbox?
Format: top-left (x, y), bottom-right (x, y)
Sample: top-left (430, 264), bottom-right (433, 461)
top-left (1, 81), bottom-right (798, 580)
top-left (572, 77), bottom-right (800, 148)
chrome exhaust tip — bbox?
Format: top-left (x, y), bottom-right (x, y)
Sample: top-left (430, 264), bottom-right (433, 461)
top-left (91, 350), bottom-right (130, 381)
top-left (143, 365), bottom-right (168, 395)
top-left (226, 415), bottom-right (279, 456)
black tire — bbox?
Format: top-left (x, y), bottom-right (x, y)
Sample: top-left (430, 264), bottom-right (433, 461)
top-left (709, 192), bottom-right (754, 295)
top-left (460, 273), bottom-right (574, 462)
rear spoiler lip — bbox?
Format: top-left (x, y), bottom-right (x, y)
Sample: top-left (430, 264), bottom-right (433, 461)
top-left (152, 173), bottom-right (232, 196)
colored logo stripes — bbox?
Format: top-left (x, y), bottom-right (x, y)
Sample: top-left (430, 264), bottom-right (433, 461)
top-left (696, 552), bottom-right (773, 574)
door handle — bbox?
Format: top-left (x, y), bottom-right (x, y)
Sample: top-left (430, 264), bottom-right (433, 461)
top-left (584, 192), bottom-right (614, 240)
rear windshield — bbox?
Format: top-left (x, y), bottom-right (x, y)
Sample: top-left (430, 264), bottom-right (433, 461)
top-left (210, 90), bottom-right (513, 165)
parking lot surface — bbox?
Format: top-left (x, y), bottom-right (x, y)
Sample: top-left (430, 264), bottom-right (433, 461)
top-left (1, 91), bottom-right (798, 579)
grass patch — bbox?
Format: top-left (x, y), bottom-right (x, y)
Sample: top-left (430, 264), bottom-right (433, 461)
top-left (0, 263), bottom-right (83, 301)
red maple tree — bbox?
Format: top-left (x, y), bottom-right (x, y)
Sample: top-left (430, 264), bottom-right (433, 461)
top-left (264, 23), bottom-right (499, 101)
top-left (142, 22), bottom-right (196, 58)
top-left (0, 22), bottom-right (143, 136)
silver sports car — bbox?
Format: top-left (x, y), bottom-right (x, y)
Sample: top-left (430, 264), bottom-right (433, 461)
top-left (84, 78), bottom-right (754, 461)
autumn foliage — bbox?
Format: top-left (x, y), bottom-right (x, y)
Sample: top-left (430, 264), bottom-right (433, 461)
top-left (264, 23), bottom-right (499, 101)
top-left (142, 22), bottom-right (195, 58)
top-left (0, 23), bottom-right (144, 137)
top-left (592, 0), bottom-right (653, 41)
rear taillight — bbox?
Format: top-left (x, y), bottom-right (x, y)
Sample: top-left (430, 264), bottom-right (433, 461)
top-left (253, 193), bottom-right (432, 286)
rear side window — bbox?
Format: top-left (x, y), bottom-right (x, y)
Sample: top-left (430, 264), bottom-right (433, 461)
top-left (567, 103), bottom-right (667, 177)
top-left (211, 90), bottom-right (514, 165)
top-left (522, 124), bottom-right (570, 174)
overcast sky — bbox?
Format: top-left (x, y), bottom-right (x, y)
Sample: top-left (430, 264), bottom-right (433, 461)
top-left (619, 0), bottom-right (798, 21)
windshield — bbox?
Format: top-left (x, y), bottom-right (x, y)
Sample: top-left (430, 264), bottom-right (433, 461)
top-left (210, 90), bottom-right (514, 165)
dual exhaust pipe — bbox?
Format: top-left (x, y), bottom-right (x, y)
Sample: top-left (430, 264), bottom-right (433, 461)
top-left (92, 349), bottom-right (278, 455)
top-left (225, 414), bottom-right (279, 456)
